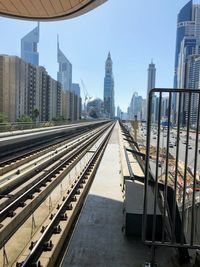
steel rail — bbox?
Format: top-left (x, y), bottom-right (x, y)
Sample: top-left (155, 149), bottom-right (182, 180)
top-left (0, 122), bottom-right (113, 249)
top-left (0, 122), bottom-right (107, 167)
top-left (0, 122), bottom-right (112, 223)
top-left (0, 123), bottom-right (109, 197)
top-left (18, 123), bottom-right (115, 267)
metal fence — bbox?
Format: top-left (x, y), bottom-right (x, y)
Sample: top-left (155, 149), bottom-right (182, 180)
top-left (142, 88), bottom-right (200, 264)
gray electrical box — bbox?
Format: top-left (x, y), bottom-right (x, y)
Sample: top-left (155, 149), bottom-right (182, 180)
top-left (124, 179), bottom-right (162, 239)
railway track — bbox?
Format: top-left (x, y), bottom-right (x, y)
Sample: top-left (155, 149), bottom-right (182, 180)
top-left (0, 121), bottom-right (115, 267)
top-left (0, 122), bottom-right (108, 169)
top-left (0, 123), bottom-right (109, 191)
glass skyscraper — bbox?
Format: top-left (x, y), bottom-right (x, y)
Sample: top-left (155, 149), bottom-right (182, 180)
top-left (72, 83), bottom-right (81, 97)
top-left (103, 52), bottom-right (115, 118)
top-left (174, 0), bottom-right (193, 88)
top-left (174, 0), bottom-right (200, 125)
top-left (147, 61), bottom-right (157, 123)
top-left (21, 23), bottom-right (39, 66)
top-left (57, 36), bottom-right (72, 91)
top-left (147, 61), bottom-right (156, 98)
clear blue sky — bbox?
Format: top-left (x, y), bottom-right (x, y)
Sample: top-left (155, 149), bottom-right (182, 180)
top-left (0, 0), bottom-right (195, 112)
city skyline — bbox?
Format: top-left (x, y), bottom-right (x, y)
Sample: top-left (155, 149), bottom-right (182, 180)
top-left (0, 0), bottom-right (193, 111)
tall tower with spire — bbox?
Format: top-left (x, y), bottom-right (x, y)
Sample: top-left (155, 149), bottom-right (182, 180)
top-left (21, 22), bottom-right (40, 65)
top-left (57, 35), bottom-right (72, 91)
top-left (103, 52), bottom-right (115, 118)
top-left (147, 60), bottom-right (156, 99)
top-left (147, 61), bottom-right (157, 122)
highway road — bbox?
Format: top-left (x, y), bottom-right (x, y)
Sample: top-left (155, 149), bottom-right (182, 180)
top-left (136, 124), bottom-right (200, 180)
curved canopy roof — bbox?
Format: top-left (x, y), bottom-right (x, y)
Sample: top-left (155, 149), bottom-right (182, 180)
top-left (0, 0), bottom-right (107, 21)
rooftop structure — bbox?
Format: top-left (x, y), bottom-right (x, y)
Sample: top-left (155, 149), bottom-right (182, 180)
top-left (0, 0), bottom-right (107, 21)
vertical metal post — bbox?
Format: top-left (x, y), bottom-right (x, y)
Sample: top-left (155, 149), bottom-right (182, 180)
top-left (142, 90), bottom-right (153, 242)
top-left (191, 92), bottom-right (200, 246)
top-left (162, 92), bottom-right (172, 242)
top-left (181, 92), bottom-right (191, 244)
top-left (151, 92), bottom-right (162, 264)
top-left (172, 93), bottom-right (182, 242)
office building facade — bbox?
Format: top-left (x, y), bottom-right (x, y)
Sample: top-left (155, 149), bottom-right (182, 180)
top-left (21, 23), bottom-right (39, 66)
top-left (57, 37), bottom-right (72, 91)
top-left (103, 52), bottom-right (115, 118)
top-left (128, 92), bottom-right (143, 121)
top-left (0, 55), bottom-right (18, 122)
top-left (72, 83), bottom-right (81, 97)
top-left (0, 54), bottom-right (61, 122)
top-left (174, 0), bottom-right (200, 125)
top-left (57, 37), bottom-right (81, 121)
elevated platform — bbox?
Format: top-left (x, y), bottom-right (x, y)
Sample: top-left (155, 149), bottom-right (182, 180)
top-left (60, 122), bottom-right (185, 267)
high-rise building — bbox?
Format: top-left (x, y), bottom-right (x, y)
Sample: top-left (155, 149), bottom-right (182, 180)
top-left (57, 37), bottom-right (81, 121)
top-left (0, 54), bottom-right (61, 122)
top-left (57, 36), bottom-right (72, 91)
top-left (128, 92), bottom-right (143, 121)
top-left (117, 106), bottom-right (122, 119)
top-left (47, 76), bottom-right (61, 120)
top-left (0, 55), bottom-right (17, 122)
top-left (161, 96), bottom-right (169, 118)
top-left (174, 0), bottom-right (200, 125)
top-left (72, 83), bottom-right (81, 97)
top-left (147, 61), bottom-right (157, 122)
top-left (174, 0), bottom-right (193, 88)
top-left (21, 23), bottom-right (39, 66)
top-left (61, 90), bottom-right (81, 121)
top-left (103, 52), bottom-right (115, 118)
top-left (147, 61), bottom-right (156, 99)
top-left (141, 99), bottom-right (147, 121)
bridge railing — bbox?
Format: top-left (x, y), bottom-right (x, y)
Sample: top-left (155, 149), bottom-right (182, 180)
top-left (142, 88), bottom-right (200, 264)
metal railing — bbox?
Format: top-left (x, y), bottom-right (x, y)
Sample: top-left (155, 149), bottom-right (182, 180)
top-left (142, 88), bottom-right (200, 265)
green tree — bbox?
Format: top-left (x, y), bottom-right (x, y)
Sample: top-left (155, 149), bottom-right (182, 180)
top-left (52, 116), bottom-right (65, 122)
top-left (17, 114), bottom-right (32, 122)
top-left (0, 113), bottom-right (9, 123)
